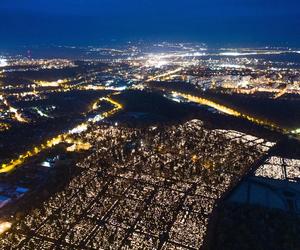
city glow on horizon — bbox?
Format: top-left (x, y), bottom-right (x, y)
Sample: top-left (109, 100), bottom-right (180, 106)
top-left (219, 50), bottom-right (291, 57)
top-left (220, 52), bottom-right (258, 56)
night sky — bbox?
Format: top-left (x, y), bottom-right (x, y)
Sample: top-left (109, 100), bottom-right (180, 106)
top-left (1, 0), bottom-right (300, 47)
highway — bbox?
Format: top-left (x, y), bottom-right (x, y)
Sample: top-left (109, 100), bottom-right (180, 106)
top-left (0, 95), bottom-right (28, 123)
top-left (172, 91), bottom-right (288, 134)
top-left (145, 67), bottom-right (183, 82)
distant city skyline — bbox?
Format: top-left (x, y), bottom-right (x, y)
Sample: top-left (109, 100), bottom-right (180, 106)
top-left (0, 0), bottom-right (300, 47)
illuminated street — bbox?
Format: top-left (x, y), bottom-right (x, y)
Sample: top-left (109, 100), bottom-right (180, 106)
top-left (0, 96), bottom-right (123, 173)
top-left (171, 92), bottom-right (286, 134)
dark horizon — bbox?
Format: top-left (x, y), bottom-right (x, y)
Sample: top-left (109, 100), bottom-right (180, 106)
top-left (1, 0), bottom-right (300, 48)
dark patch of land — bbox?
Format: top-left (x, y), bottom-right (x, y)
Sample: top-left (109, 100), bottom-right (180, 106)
top-left (111, 90), bottom-right (284, 142)
top-left (147, 81), bottom-right (300, 130)
top-left (209, 203), bottom-right (300, 250)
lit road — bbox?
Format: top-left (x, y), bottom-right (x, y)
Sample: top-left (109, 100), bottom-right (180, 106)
top-left (274, 86), bottom-right (288, 99)
top-left (146, 67), bottom-right (183, 82)
top-left (0, 95), bottom-right (28, 123)
top-left (0, 96), bottom-right (123, 174)
top-left (172, 91), bottom-right (288, 134)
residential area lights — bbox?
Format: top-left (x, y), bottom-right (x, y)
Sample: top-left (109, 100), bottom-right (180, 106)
top-left (0, 96), bottom-right (123, 173)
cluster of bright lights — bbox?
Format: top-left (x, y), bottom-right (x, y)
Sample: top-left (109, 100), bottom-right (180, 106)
top-left (34, 107), bottom-right (51, 118)
top-left (291, 128), bottom-right (300, 134)
top-left (145, 55), bottom-right (169, 68)
top-left (185, 52), bottom-right (206, 57)
top-left (144, 51), bottom-right (206, 68)
top-left (219, 64), bottom-right (246, 69)
top-left (0, 222), bottom-right (12, 235)
top-left (0, 57), bottom-right (8, 67)
top-left (219, 50), bottom-right (296, 57)
top-left (237, 79), bottom-right (250, 88)
top-left (66, 141), bottom-right (91, 152)
top-left (35, 79), bottom-right (69, 87)
top-left (219, 52), bottom-right (255, 56)
top-left (68, 124), bottom-right (88, 134)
